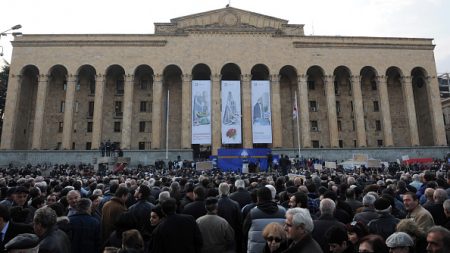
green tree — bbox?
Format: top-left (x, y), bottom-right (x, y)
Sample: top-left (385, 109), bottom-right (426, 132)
top-left (0, 63), bottom-right (9, 138)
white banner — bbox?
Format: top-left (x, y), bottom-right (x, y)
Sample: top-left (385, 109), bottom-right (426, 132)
top-left (221, 81), bottom-right (242, 144)
top-left (191, 80), bottom-right (211, 144)
top-left (251, 80), bottom-right (272, 143)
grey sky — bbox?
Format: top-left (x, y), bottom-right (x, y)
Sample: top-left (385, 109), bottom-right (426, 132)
top-left (1, 0), bottom-right (449, 73)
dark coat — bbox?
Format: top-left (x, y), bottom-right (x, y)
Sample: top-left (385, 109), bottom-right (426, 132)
top-left (230, 188), bottom-right (252, 209)
top-left (281, 234), bottom-right (323, 253)
top-left (182, 200), bottom-right (206, 220)
top-left (312, 213), bottom-right (346, 253)
top-left (425, 203), bottom-right (447, 226)
top-left (128, 199), bottom-right (155, 231)
top-left (38, 225), bottom-right (71, 253)
top-left (0, 222), bottom-right (33, 253)
top-left (69, 212), bottom-right (101, 253)
top-left (101, 197), bottom-right (127, 242)
top-left (151, 213), bottom-right (203, 253)
top-left (218, 195), bottom-right (242, 252)
top-left (367, 213), bottom-right (399, 240)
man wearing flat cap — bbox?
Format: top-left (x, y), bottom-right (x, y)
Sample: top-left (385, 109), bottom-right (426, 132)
top-left (0, 205), bottom-right (33, 253)
top-left (4, 233), bottom-right (39, 253)
top-left (385, 232), bottom-right (414, 253)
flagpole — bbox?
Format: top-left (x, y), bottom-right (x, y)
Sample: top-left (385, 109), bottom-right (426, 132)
top-left (166, 89), bottom-right (170, 160)
top-left (295, 91), bottom-right (301, 159)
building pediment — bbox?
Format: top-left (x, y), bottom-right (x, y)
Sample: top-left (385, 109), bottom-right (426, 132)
top-left (154, 6), bottom-right (304, 36)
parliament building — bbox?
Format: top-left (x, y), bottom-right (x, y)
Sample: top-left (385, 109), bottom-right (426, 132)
top-left (1, 6), bottom-right (446, 158)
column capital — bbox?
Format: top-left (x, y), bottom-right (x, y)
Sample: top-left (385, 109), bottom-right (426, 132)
top-left (211, 73), bottom-right (222, 81)
top-left (401, 75), bottom-right (412, 84)
top-left (270, 74), bottom-right (280, 82)
top-left (297, 74), bottom-right (308, 83)
top-left (350, 75), bottom-right (361, 81)
top-left (182, 73), bottom-right (192, 82)
top-left (153, 74), bottom-right (163, 83)
top-left (376, 75), bottom-right (387, 86)
top-left (241, 74), bottom-right (252, 82)
top-left (37, 74), bottom-right (48, 82)
top-left (323, 75), bottom-right (335, 85)
top-left (66, 74), bottom-right (78, 83)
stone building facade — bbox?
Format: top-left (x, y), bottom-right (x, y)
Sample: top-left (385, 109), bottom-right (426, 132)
top-left (0, 7), bottom-right (446, 156)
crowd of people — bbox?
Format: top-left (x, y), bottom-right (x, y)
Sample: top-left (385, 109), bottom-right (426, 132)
top-left (0, 158), bottom-right (448, 253)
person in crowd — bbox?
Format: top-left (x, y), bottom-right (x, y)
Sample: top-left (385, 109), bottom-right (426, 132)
top-left (344, 188), bottom-right (363, 214)
top-left (151, 198), bottom-right (203, 253)
top-left (104, 212), bottom-right (136, 249)
top-left (45, 194), bottom-right (57, 206)
top-left (422, 188), bottom-right (435, 209)
top-left (182, 186), bottom-right (207, 219)
top-left (128, 185), bottom-right (155, 236)
top-left (345, 221), bottom-right (369, 253)
top-left (33, 207), bottom-right (70, 253)
top-left (261, 222), bottom-right (288, 253)
top-left (89, 193), bottom-right (102, 221)
top-left (12, 186), bottom-right (29, 209)
top-left (196, 197), bottom-right (235, 253)
top-left (325, 225), bottom-right (354, 253)
top-left (217, 182), bottom-right (242, 253)
top-left (385, 232), bottom-right (414, 253)
top-left (358, 234), bottom-right (388, 253)
top-left (66, 189), bottom-right (81, 216)
top-left (230, 179), bottom-right (252, 209)
top-left (4, 233), bottom-right (39, 253)
top-left (353, 194), bottom-right (379, 226)
top-left (0, 205), bottom-right (33, 253)
top-left (120, 229), bottom-right (144, 253)
top-left (241, 189), bottom-right (258, 219)
top-left (69, 198), bottom-right (101, 253)
top-left (102, 186), bottom-right (129, 243)
top-left (426, 226), bottom-right (450, 253)
top-left (283, 207), bottom-right (322, 253)
top-left (443, 199), bottom-right (450, 229)
top-left (141, 206), bottom-right (165, 252)
top-left (367, 197), bottom-right (400, 239)
top-left (243, 186), bottom-right (286, 253)
top-left (396, 218), bottom-right (427, 253)
top-left (403, 191), bottom-right (435, 232)
top-left (425, 188), bottom-right (448, 226)
top-left (312, 198), bottom-right (346, 253)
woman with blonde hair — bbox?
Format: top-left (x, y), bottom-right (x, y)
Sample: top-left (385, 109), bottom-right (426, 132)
top-left (396, 219), bottom-right (427, 253)
top-left (261, 222), bottom-right (289, 253)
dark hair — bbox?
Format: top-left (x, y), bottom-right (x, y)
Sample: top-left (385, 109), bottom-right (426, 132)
top-left (115, 187), bottom-right (129, 198)
top-left (326, 225), bottom-right (348, 244)
top-left (151, 206), bottom-right (164, 219)
top-left (323, 190), bottom-right (337, 202)
top-left (403, 191), bottom-right (418, 201)
top-left (257, 187), bottom-right (272, 202)
top-left (359, 234), bottom-right (388, 253)
top-left (0, 205), bottom-right (11, 222)
top-left (161, 198), bottom-right (177, 215)
top-left (122, 229), bottom-right (144, 251)
top-left (193, 186), bottom-right (205, 201)
top-left (293, 192), bottom-right (308, 208)
top-left (138, 185), bottom-right (150, 199)
top-left (48, 202), bottom-right (66, 217)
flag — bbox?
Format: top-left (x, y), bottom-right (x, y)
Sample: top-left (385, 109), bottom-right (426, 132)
top-left (293, 92), bottom-right (298, 119)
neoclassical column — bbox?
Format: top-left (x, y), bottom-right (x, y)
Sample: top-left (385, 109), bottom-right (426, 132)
top-left (324, 75), bottom-right (339, 148)
top-left (425, 76), bottom-right (447, 146)
top-left (377, 75), bottom-right (394, 146)
top-left (241, 74), bottom-right (252, 149)
top-left (62, 74), bottom-right (77, 149)
top-left (401, 76), bottom-right (420, 146)
top-left (121, 74), bottom-right (134, 149)
top-left (350, 75), bottom-right (367, 147)
top-left (91, 74), bottom-right (105, 149)
top-left (211, 74), bottom-right (221, 155)
top-left (1, 74), bottom-right (22, 149)
top-left (31, 74), bottom-right (49, 149)
top-left (151, 74), bottom-right (163, 149)
top-left (298, 74), bottom-right (311, 148)
top-left (270, 74), bottom-right (282, 148)
top-left (181, 74), bottom-right (192, 149)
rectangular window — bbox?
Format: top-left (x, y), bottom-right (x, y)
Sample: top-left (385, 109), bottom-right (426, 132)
top-left (114, 121), bottom-right (121, 132)
top-left (58, 122), bottom-right (63, 133)
top-left (309, 101), bottom-right (317, 112)
top-left (75, 101), bottom-right (79, 113)
top-left (89, 80), bottom-right (95, 95)
top-left (56, 142), bottom-right (62, 150)
top-left (138, 142), bottom-right (145, 150)
top-left (336, 101), bottom-right (341, 114)
top-left (140, 101), bottom-right (147, 112)
top-left (311, 120), bottom-right (318, 131)
top-left (72, 142), bottom-right (76, 150)
top-left (87, 122), bottom-right (93, 133)
top-left (116, 79), bottom-right (124, 95)
top-left (75, 82), bottom-right (81, 91)
top-left (373, 101), bottom-right (379, 112)
top-left (86, 142), bottom-right (92, 150)
top-left (115, 101), bottom-right (123, 117)
top-left (350, 101), bottom-right (354, 112)
top-left (337, 120), bottom-right (342, 131)
top-left (352, 120), bottom-right (355, 131)
top-left (60, 101), bottom-right (65, 113)
top-left (63, 81), bottom-right (67, 91)
top-left (371, 80), bottom-right (377, 90)
top-left (377, 139), bottom-right (383, 147)
top-left (140, 79), bottom-right (149, 90)
top-left (308, 80), bottom-right (315, 90)
top-left (353, 140), bottom-right (357, 147)
top-left (312, 140), bottom-right (320, 148)
top-left (339, 140), bottom-right (343, 148)
top-left (376, 120), bottom-right (382, 131)
top-left (139, 121), bottom-right (146, 132)
top-left (88, 101), bottom-right (94, 117)
top-left (334, 81), bottom-right (340, 95)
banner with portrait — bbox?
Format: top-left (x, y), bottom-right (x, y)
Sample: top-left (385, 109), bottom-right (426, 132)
top-left (221, 80), bottom-right (242, 144)
top-left (251, 80), bottom-right (272, 143)
top-left (191, 80), bottom-right (211, 144)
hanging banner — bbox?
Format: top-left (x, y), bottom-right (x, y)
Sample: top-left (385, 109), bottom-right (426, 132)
top-left (221, 80), bottom-right (242, 144)
top-left (191, 80), bottom-right (211, 144)
top-left (251, 80), bottom-right (272, 143)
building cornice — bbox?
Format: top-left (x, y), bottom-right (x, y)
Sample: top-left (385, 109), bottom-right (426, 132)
top-left (12, 39), bottom-right (167, 47)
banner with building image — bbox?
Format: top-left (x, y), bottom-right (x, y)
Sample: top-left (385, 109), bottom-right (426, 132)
top-left (191, 80), bottom-right (211, 144)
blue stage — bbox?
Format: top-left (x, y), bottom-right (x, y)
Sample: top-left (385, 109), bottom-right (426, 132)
top-left (217, 148), bottom-right (278, 172)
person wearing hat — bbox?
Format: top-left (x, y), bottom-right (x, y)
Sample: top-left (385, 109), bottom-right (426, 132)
top-left (4, 233), bottom-right (39, 253)
top-left (345, 221), bottom-right (369, 252)
top-left (0, 205), bottom-right (33, 253)
top-left (325, 225), bottom-right (354, 253)
top-left (385, 232), bottom-right (414, 253)
top-left (196, 197), bottom-right (235, 253)
top-left (367, 197), bottom-right (400, 240)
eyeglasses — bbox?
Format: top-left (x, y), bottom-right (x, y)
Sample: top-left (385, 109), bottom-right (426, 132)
top-left (266, 237), bottom-right (282, 243)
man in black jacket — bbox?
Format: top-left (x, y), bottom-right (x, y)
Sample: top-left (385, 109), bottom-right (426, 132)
top-left (33, 206), bottom-right (71, 253)
top-left (128, 185), bottom-right (155, 232)
top-left (218, 182), bottom-right (242, 253)
top-left (182, 186), bottom-right (207, 219)
top-left (152, 198), bottom-right (203, 253)
top-left (0, 205), bottom-right (33, 253)
top-left (230, 179), bottom-right (252, 209)
top-left (68, 198), bottom-right (101, 253)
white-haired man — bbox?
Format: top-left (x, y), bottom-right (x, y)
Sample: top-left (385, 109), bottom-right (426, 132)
top-left (230, 179), bottom-right (252, 209)
top-left (284, 207), bottom-right (323, 253)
